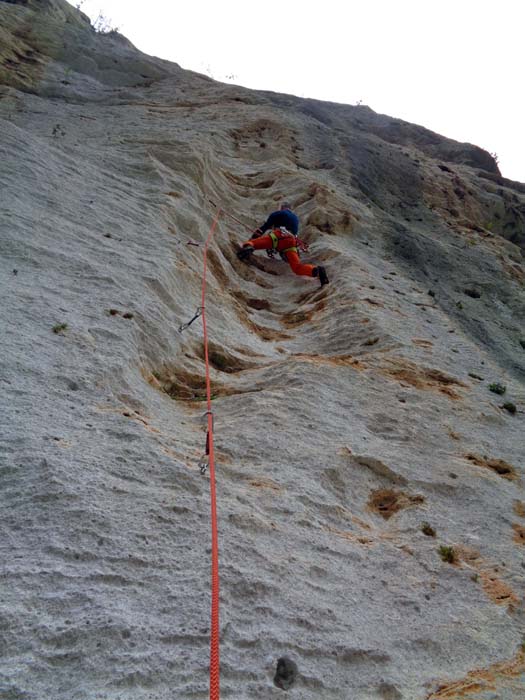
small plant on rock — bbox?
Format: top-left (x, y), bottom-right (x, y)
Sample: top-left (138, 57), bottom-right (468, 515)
top-left (194, 394), bottom-right (217, 402)
top-left (489, 383), bottom-right (506, 395)
top-left (502, 402), bottom-right (516, 415)
top-left (421, 522), bottom-right (436, 537)
top-left (92, 12), bottom-right (119, 34)
top-left (438, 545), bottom-right (457, 564)
top-left (53, 322), bottom-right (68, 334)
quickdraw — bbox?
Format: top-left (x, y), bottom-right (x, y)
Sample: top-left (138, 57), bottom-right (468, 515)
top-left (178, 306), bottom-right (204, 333)
top-left (297, 238), bottom-right (310, 253)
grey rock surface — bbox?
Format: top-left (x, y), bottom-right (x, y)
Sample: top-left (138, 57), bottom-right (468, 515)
top-left (1, 2), bottom-right (524, 699)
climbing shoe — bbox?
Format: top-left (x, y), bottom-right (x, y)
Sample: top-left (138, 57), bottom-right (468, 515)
top-left (237, 245), bottom-right (254, 261)
top-left (314, 266), bottom-right (329, 286)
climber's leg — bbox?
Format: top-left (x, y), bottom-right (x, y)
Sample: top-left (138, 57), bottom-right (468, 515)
top-left (283, 249), bottom-right (316, 277)
top-left (237, 234), bottom-right (274, 260)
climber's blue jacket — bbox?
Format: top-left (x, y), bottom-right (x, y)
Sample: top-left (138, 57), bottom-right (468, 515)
top-left (259, 208), bottom-right (299, 235)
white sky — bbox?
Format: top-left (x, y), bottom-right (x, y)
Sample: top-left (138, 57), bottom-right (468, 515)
top-left (74, 0), bottom-right (524, 182)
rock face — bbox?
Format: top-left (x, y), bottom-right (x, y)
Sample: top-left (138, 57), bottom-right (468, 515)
top-left (1, 2), bottom-right (524, 698)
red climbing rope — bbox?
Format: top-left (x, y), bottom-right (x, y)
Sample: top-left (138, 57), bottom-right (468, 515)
top-left (201, 208), bottom-right (222, 700)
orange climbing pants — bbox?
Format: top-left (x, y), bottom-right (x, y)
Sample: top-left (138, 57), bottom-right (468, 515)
top-left (244, 229), bottom-right (316, 277)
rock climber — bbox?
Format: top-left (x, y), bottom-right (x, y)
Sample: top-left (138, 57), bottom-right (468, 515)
top-left (237, 201), bottom-right (329, 286)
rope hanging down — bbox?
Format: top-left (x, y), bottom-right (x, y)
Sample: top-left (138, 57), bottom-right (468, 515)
top-left (179, 203), bottom-right (307, 697)
top-left (179, 208), bottom-right (223, 698)
top-left (201, 208), bottom-right (222, 700)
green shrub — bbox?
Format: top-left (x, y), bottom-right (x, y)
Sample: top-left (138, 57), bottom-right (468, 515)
top-left (438, 545), bottom-right (457, 564)
top-left (421, 522), bottom-right (436, 537)
top-left (489, 383), bottom-right (506, 395)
